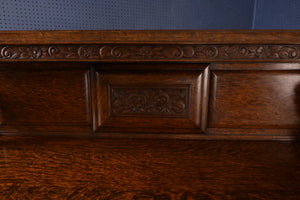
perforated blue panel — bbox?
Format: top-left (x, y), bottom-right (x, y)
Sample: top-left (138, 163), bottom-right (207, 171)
top-left (253, 0), bottom-right (300, 29)
top-left (97, 0), bottom-right (254, 30)
top-left (0, 0), bottom-right (102, 30)
top-left (0, 0), bottom-right (254, 30)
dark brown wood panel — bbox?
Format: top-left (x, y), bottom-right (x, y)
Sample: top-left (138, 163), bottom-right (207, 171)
top-left (93, 64), bottom-right (209, 133)
top-left (0, 62), bottom-right (91, 133)
top-left (0, 30), bottom-right (300, 198)
top-left (0, 136), bottom-right (299, 199)
top-left (208, 64), bottom-right (300, 134)
top-left (1, 30), bottom-right (300, 199)
top-left (1, 30), bottom-right (300, 45)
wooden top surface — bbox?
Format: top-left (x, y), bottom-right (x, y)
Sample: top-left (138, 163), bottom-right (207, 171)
top-left (0, 136), bottom-right (299, 199)
top-left (0, 30), bottom-right (300, 45)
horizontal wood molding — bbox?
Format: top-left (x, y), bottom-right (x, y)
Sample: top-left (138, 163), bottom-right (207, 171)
top-left (0, 31), bottom-right (298, 140)
top-left (1, 44), bottom-right (300, 62)
top-left (1, 30), bottom-right (300, 45)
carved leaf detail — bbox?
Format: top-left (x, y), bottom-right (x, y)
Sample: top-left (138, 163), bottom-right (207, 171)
top-left (0, 45), bottom-right (299, 61)
top-left (110, 86), bottom-right (190, 117)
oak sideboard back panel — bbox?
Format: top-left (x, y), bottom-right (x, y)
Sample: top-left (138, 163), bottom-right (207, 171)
top-left (0, 62), bottom-right (91, 133)
top-left (0, 30), bottom-right (299, 140)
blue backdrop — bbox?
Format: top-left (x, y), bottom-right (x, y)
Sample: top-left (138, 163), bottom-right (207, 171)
top-left (0, 0), bottom-right (299, 30)
top-left (253, 0), bottom-right (300, 29)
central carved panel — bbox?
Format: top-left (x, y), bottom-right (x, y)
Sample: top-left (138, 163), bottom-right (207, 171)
top-left (94, 68), bottom-right (204, 133)
top-left (109, 85), bottom-right (190, 117)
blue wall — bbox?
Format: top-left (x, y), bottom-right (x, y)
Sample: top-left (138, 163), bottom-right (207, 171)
top-left (0, 0), bottom-right (103, 30)
top-left (0, 0), bottom-right (299, 30)
top-left (97, 0), bottom-right (254, 29)
top-left (253, 0), bottom-right (300, 29)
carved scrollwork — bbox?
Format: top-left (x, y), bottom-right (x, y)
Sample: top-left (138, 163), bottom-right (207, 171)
top-left (48, 46), bottom-right (60, 57)
top-left (194, 46), bottom-right (219, 58)
top-left (0, 46), bottom-right (43, 59)
top-left (1, 46), bottom-right (19, 59)
top-left (0, 45), bottom-right (300, 61)
top-left (110, 86), bottom-right (189, 117)
top-left (267, 46), bottom-right (299, 59)
top-left (78, 46), bottom-right (92, 58)
top-left (100, 45), bottom-right (184, 59)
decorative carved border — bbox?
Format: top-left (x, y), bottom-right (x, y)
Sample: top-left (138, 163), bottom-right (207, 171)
top-left (0, 45), bottom-right (299, 61)
top-left (109, 85), bottom-right (190, 117)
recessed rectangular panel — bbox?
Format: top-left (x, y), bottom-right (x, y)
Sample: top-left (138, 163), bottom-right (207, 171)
top-left (0, 63), bottom-right (91, 132)
top-left (93, 68), bottom-right (208, 133)
top-left (209, 70), bottom-right (300, 129)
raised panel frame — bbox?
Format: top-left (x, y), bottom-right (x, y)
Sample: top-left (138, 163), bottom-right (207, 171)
top-left (92, 64), bottom-right (210, 134)
top-left (207, 63), bottom-right (300, 136)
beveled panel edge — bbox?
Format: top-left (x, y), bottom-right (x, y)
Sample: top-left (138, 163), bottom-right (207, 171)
top-left (91, 68), bottom-right (101, 132)
top-left (92, 69), bottom-right (206, 133)
top-left (200, 66), bottom-right (210, 132)
top-left (0, 111), bottom-right (3, 125)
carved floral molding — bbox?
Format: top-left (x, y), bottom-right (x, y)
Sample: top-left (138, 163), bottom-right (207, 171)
top-left (109, 86), bottom-right (189, 117)
top-left (0, 45), bottom-right (299, 61)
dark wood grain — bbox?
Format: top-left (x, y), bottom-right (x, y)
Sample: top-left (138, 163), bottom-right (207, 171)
top-left (208, 63), bottom-right (300, 137)
top-left (1, 44), bottom-right (300, 62)
top-left (0, 30), bottom-right (299, 198)
top-left (93, 64), bottom-right (208, 133)
top-left (0, 62), bottom-right (91, 133)
top-left (0, 136), bottom-right (299, 199)
top-left (1, 30), bottom-right (300, 44)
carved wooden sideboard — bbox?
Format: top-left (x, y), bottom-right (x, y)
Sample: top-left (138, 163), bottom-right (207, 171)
top-left (0, 30), bottom-right (299, 139)
top-left (0, 31), bottom-right (299, 199)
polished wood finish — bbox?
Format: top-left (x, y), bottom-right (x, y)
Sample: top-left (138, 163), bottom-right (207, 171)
top-left (208, 63), bottom-right (300, 136)
top-left (0, 62), bottom-right (91, 133)
top-left (1, 30), bottom-right (300, 44)
top-left (0, 31), bottom-right (300, 62)
top-left (0, 31), bottom-right (298, 139)
top-left (0, 136), bottom-right (299, 199)
top-left (1, 44), bottom-right (300, 62)
top-left (0, 30), bottom-right (299, 199)
top-left (93, 64), bottom-right (208, 133)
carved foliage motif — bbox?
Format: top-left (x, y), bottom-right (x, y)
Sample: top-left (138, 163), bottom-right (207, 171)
top-left (0, 45), bottom-right (300, 61)
top-left (109, 86), bottom-right (190, 117)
